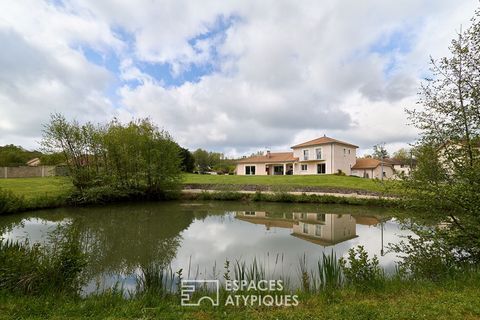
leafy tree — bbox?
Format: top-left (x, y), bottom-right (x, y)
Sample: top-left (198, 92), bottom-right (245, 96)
top-left (192, 149), bottom-right (210, 172)
top-left (212, 159), bottom-right (236, 174)
top-left (392, 148), bottom-right (411, 162)
top-left (372, 143), bottom-right (389, 160)
top-left (192, 148), bottom-right (223, 173)
top-left (179, 148), bottom-right (195, 173)
top-left (399, 9), bottom-right (480, 265)
top-left (39, 153), bottom-right (65, 165)
top-left (0, 145), bottom-right (41, 167)
top-left (42, 114), bottom-right (182, 198)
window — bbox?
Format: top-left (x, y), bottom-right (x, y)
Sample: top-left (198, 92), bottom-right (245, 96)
top-left (273, 165), bottom-right (284, 175)
top-left (343, 148), bottom-right (346, 155)
top-left (301, 164), bottom-right (308, 171)
top-left (317, 163), bottom-right (326, 174)
top-left (315, 148), bottom-right (322, 160)
top-left (315, 224), bottom-right (322, 237)
top-left (244, 211), bottom-right (256, 216)
top-left (303, 149), bottom-right (309, 160)
top-left (348, 149), bottom-right (351, 154)
top-left (316, 213), bottom-right (325, 222)
top-left (303, 223), bottom-right (308, 234)
top-left (245, 165), bottom-right (256, 175)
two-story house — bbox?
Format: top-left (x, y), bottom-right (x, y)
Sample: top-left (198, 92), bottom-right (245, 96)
top-left (236, 136), bottom-right (358, 175)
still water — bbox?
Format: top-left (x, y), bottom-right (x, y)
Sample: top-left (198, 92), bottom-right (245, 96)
top-left (0, 201), bottom-right (416, 292)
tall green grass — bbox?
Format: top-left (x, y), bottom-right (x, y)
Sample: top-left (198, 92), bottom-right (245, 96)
top-left (0, 228), bottom-right (86, 296)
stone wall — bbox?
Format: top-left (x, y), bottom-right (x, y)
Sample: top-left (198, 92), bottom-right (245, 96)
top-left (0, 166), bottom-right (57, 178)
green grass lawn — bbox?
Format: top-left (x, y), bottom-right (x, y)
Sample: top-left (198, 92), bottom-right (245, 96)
top-left (0, 174), bottom-right (387, 200)
top-left (183, 173), bottom-right (386, 192)
top-left (0, 177), bottom-right (72, 199)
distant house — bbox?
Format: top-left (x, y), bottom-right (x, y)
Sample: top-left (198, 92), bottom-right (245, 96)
top-left (351, 158), bottom-right (394, 179)
top-left (26, 158), bottom-right (41, 167)
top-left (384, 158), bottom-right (416, 177)
top-left (236, 136), bottom-right (358, 175)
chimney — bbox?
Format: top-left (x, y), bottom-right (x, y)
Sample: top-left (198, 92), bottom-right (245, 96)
top-left (266, 150), bottom-right (271, 158)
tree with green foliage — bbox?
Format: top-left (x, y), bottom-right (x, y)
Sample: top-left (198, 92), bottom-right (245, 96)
top-left (192, 148), bottom-right (223, 173)
top-left (392, 148), bottom-right (411, 162)
top-left (42, 114), bottom-right (182, 200)
top-left (398, 9), bottom-right (480, 266)
top-left (372, 143), bottom-right (389, 160)
top-left (179, 148), bottom-right (195, 173)
top-left (0, 145), bottom-right (41, 167)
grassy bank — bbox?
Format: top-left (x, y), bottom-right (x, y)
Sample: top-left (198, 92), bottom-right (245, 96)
top-left (182, 190), bottom-right (397, 207)
top-left (0, 174), bottom-right (386, 197)
top-left (0, 175), bottom-right (398, 214)
top-left (184, 173), bottom-right (386, 193)
top-left (1, 275), bottom-right (479, 319)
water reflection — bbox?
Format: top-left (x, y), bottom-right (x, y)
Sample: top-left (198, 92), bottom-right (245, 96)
top-left (0, 201), bottom-right (413, 292)
top-left (236, 211), bottom-right (368, 246)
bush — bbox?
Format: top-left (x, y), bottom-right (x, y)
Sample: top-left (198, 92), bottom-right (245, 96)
top-left (0, 188), bottom-right (25, 215)
top-left (389, 231), bottom-right (459, 281)
top-left (339, 246), bottom-right (383, 289)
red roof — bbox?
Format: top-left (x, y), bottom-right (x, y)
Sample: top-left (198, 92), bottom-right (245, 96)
top-left (351, 158), bottom-right (393, 169)
top-left (291, 136), bottom-right (358, 149)
top-left (237, 152), bottom-right (298, 163)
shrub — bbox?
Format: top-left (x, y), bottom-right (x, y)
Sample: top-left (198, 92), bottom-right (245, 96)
top-left (0, 188), bottom-right (25, 215)
top-left (389, 231), bottom-right (459, 281)
top-left (339, 246), bottom-right (383, 289)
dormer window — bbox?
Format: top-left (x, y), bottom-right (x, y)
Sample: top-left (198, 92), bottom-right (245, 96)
top-left (303, 150), bottom-right (309, 161)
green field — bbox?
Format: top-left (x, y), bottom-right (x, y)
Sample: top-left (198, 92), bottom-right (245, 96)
top-left (0, 174), bottom-right (386, 200)
top-left (183, 173), bottom-right (385, 192)
top-left (0, 177), bottom-right (72, 199)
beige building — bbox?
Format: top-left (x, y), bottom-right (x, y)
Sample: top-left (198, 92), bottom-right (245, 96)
top-left (351, 158), bottom-right (395, 179)
top-left (236, 136), bottom-right (358, 175)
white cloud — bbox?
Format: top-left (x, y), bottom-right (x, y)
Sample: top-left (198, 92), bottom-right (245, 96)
top-left (0, 0), bottom-right (478, 154)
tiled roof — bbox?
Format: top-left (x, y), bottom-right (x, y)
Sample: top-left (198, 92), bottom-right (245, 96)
top-left (291, 136), bottom-right (358, 149)
top-left (237, 152), bottom-right (298, 163)
top-left (351, 158), bottom-right (393, 169)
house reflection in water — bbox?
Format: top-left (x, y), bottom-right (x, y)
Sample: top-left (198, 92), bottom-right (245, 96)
top-left (235, 211), bottom-right (379, 247)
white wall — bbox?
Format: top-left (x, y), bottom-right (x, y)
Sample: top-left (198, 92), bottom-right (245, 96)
top-left (236, 163), bottom-right (267, 175)
top-left (292, 143), bottom-right (357, 175)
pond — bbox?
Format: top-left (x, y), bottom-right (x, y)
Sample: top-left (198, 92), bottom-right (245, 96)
top-left (0, 201), bottom-right (418, 293)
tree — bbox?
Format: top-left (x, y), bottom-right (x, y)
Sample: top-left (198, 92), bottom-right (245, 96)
top-left (392, 148), bottom-right (411, 162)
top-left (372, 143), bottom-right (389, 160)
top-left (192, 148), bottom-right (223, 173)
top-left (192, 149), bottom-right (210, 173)
top-left (399, 10), bottom-right (480, 264)
top-left (0, 145), bottom-right (42, 167)
top-left (42, 114), bottom-right (182, 198)
top-left (179, 148), bottom-right (195, 173)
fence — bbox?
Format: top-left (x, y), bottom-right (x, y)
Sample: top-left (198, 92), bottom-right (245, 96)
top-left (0, 166), bottom-right (68, 178)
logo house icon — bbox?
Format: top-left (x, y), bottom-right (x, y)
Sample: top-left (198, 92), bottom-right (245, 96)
top-left (180, 280), bottom-right (220, 306)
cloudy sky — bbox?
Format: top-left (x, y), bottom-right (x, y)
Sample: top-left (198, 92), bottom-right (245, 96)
top-left (0, 0), bottom-right (478, 156)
